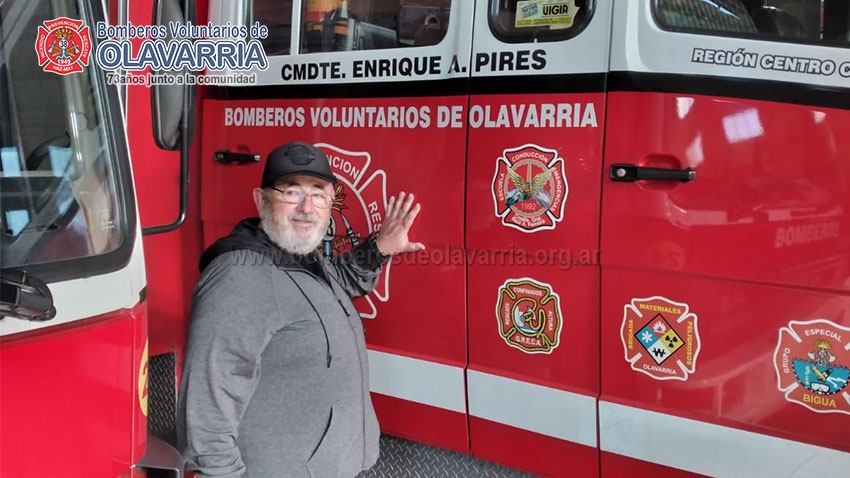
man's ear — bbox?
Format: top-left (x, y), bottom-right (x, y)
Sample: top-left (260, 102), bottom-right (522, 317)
top-left (253, 188), bottom-right (267, 215)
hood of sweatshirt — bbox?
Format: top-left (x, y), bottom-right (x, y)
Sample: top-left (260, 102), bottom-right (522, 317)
top-left (198, 217), bottom-right (323, 273)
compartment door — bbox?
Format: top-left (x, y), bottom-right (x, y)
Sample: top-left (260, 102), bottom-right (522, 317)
top-left (465, 1), bottom-right (612, 476)
top-left (599, 1), bottom-right (850, 476)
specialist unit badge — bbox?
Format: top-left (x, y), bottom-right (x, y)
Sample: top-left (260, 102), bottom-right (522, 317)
top-left (621, 296), bottom-right (700, 381)
top-left (317, 143), bottom-right (389, 319)
top-left (774, 319), bottom-right (850, 415)
top-left (35, 18), bottom-right (91, 75)
top-left (492, 144), bottom-right (567, 233)
top-left (496, 278), bottom-right (562, 354)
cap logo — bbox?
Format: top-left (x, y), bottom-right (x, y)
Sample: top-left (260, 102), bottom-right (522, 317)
top-left (287, 146), bottom-right (314, 165)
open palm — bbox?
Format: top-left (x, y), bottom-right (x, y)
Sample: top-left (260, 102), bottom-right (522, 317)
top-left (376, 191), bottom-right (425, 256)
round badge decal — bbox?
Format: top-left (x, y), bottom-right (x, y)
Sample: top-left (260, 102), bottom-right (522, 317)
top-left (318, 143), bottom-right (390, 319)
top-left (492, 144), bottom-right (567, 233)
top-left (774, 319), bottom-right (850, 414)
top-left (496, 278), bottom-right (563, 354)
top-left (35, 17), bottom-right (92, 75)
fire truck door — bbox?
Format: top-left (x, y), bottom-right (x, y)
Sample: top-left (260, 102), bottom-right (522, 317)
top-left (465, 1), bottom-right (611, 476)
top-left (599, 1), bottom-right (850, 476)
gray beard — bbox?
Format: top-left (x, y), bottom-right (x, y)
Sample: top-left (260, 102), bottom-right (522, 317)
top-left (260, 204), bottom-right (328, 255)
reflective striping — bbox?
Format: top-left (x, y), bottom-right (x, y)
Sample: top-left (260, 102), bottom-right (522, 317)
top-left (467, 369), bottom-right (597, 448)
top-left (367, 350), bottom-right (466, 413)
top-left (600, 401), bottom-right (850, 477)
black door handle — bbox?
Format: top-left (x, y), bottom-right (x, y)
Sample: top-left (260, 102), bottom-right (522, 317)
top-left (609, 163), bottom-right (696, 182)
top-left (214, 150), bottom-right (261, 164)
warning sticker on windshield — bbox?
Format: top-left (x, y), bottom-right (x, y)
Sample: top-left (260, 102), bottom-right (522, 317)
top-left (515, 0), bottom-right (578, 28)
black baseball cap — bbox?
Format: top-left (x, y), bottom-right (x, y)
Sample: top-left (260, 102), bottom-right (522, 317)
top-left (261, 141), bottom-right (337, 188)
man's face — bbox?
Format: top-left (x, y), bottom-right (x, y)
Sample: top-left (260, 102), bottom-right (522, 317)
top-left (254, 175), bottom-right (333, 254)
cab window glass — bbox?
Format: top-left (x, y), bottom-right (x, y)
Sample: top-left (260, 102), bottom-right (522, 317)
top-left (300, 0), bottom-right (451, 53)
top-left (489, 0), bottom-right (595, 43)
top-left (253, 0), bottom-right (294, 55)
top-left (654, 0), bottom-right (850, 46)
top-left (1, 0), bottom-right (125, 269)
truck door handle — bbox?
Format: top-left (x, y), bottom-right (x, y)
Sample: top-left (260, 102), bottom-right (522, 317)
top-left (609, 163), bottom-right (696, 182)
top-left (214, 150), bottom-right (261, 164)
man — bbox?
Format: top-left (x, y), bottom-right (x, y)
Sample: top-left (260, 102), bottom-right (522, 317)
top-left (176, 141), bottom-right (424, 478)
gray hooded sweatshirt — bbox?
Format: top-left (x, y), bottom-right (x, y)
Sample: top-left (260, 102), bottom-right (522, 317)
top-left (177, 217), bottom-right (385, 478)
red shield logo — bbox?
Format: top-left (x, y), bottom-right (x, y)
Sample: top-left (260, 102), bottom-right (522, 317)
top-left (496, 278), bottom-right (562, 354)
top-left (492, 144), bottom-right (567, 232)
top-left (774, 319), bottom-right (850, 415)
top-left (317, 143), bottom-right (389, 319)
top-left (621, 296), bottom-right (700, 380)
top-left (35, 18), bottom-right (92, 75)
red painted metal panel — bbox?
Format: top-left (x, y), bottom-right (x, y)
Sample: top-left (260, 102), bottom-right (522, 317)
top-left (470, 417), bottom-right (598, 478)
top-left (0, 302), bottom-right (147, 477)
top-left (599, 92), bottom-right (850, 465)
top-left (601, 451), bottom-right (709, 478)
top-left (601, 92), bottom-right (850, 291)
top-left (465, 92), bottom-right (605, 472)
top-left (370, 393), bottom-right (468, 454)
top-left (125, 0), bottom-right (204, 360)
top-left (133, 324), bottom-right (149, 468)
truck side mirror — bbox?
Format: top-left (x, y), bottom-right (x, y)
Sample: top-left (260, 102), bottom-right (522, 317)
top-left (144, 0), bottom-right (195, 235)
top-left (151, 0), bottom-right (195, 151)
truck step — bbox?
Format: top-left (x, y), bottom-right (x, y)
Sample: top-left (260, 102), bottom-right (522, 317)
top-left (359, 435), bottom-right (539, 477)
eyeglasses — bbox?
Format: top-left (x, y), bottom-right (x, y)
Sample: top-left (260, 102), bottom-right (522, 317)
top-left (269, 186), bottom-right (332, 209)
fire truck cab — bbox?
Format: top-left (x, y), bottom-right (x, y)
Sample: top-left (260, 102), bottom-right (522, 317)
top-left (2, 0), bottom-right (849, 476)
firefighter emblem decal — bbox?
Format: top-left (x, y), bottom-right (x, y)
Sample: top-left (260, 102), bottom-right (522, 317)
top-left (317, 143), bottom-right (389, 319)
top-left (492, 144), bottom-right (567, 233)
top-left (621, 296), bottom-right (700, 381)
top-left (774, 319), bottom-right (850, 415)
top-left (35, 18), bottom-right (91, 75)
top-left (496, 278), bottom-right (562, 354)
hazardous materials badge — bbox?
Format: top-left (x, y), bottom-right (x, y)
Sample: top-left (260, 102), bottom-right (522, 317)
top-left (496, 278), bottom-right (563, 354)
top-left (774, 319), bottom-right (850, 415)
top-left (621, 296), bottom-right (700, 381)
top-left (492, 144), bottom-right (567, 233)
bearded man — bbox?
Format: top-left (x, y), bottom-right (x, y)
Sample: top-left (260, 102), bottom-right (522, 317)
top-left (176, 141), bottom-right (424, 478)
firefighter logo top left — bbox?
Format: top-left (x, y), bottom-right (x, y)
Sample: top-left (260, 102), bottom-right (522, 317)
top-left (496, 278), bottom-right (563, 354)
top-left (36, 18), bottom-right (92, 75)
top-left (774, 319), bottom-right (850, 415)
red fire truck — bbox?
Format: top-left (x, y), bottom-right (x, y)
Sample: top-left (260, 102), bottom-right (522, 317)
top-left (2, 0), bottom-right (850, 476)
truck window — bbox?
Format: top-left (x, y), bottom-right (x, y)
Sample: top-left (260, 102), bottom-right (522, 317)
top-left (300, 0), bottom-right (451, 53)
top-left (253, 0), bottom-right (293, 55)
top-left (489, 0), bottom-right (595, 43)
top-left (1, 0), bottom-right (130, 277)
top-left (654, 0), bottom-right (850, 46)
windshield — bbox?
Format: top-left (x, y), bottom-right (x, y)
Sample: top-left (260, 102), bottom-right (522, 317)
top-left (0, 0), bottom-right (130, 274)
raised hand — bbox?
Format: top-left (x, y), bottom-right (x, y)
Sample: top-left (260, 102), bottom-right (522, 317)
top-left (375, 191), bottom-right (425, 256)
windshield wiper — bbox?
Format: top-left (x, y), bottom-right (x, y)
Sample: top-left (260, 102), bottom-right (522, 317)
top-left (0, 268), bottom-right (56, 321)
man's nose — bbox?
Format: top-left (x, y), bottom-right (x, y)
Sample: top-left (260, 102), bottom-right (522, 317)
top-left (297, 196), bottom-right (315, 213)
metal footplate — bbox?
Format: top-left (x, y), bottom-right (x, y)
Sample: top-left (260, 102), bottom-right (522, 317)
top-left (136, 434), bottom-right (183, 478)
top-left (358, 435), bottom-right (539, 478)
